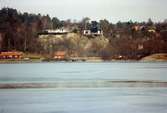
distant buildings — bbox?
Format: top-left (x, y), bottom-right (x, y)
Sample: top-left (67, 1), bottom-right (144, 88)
top-left (0, 51), bottom-right (23, 59)
top-left (83, 21), bottom-right (103, 37)
top-left (132, 25), bottom-right (156, 33)
top-left (132, 25), bottom-right (146, 31)
top-left (83, 29), bottom-right (103, 36)
top-left (54, 51), bottom-right (67, 60)
top-left (38, 28), bottom-right (70, 35)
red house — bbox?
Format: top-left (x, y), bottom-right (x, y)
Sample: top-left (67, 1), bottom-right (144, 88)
top-left (54, 51), bottom-right (66, 60)
top-left (0, 51), bottom-right (23, 59)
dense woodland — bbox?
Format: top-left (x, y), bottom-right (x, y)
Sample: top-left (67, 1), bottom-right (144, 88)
top-left (0, 8), bottom-right (167, 59)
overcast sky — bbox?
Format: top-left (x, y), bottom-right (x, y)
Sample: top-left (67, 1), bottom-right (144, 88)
top-left (0, 0), bottom-right (167, 23)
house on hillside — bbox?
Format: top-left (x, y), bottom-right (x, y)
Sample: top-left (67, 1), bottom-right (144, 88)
top-left (83, 29), bottom-right (103, 36)
top-left (38, 28), bottom-right (70, 35)
top-left (132, 25), bottom-right (146, 31)
top-left (83, 21), bottom-right (103, 37)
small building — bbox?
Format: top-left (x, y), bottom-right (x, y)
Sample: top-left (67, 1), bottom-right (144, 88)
top-left (132, 25), bottom-right (146, 31)
top-left (132, 25), bottom-right (140, 31)
top-left (83, 21), bottom-right (103, 36)
top-left (39, 28), bottom-right (70, 35)
top-left (0, 51), bottom-right (23, 59)
top-left (54, 51), bottom-right (67, 60)
top-left (83, 30), bottom-right (91, 35)
top-left (83, 29), bottom-right (103, 36)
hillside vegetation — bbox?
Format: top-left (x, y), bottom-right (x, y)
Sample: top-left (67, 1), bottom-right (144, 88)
top-left (39, 33), bottom-right (109, 58)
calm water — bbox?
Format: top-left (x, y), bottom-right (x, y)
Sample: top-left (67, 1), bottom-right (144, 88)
top-left (0, 62), bottom-right (167, 113)
top-left (0, 62), bottom-right (167, 83)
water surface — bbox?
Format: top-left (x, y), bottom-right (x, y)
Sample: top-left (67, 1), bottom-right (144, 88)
top-left (0, 62), bottom-right (167, 83)
top-left (0, 62), bottom-right (167, 113)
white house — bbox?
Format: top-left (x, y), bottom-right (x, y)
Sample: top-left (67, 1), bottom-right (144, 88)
top-left (40, 28), bottom-right (70, 35)
top-left (83, 30), bottom-right (91, 35)
top-left (46, 28), bottom-right (69, 34)
top-left (83, 29), bottom-right (103, 36)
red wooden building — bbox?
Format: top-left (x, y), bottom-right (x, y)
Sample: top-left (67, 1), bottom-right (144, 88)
top-left (0, 51), bottom-right (23, 59)
top-left (54, 51), bottom-right (66, 60)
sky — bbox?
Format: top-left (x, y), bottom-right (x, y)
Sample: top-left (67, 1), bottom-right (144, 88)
top-left (0, 0), bottom-right (167, 23)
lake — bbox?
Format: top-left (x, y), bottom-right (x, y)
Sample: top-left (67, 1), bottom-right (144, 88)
top-left (0, 62), bottom-right (167, 113)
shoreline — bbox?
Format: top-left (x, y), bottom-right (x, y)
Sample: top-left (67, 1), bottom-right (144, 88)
top-left (0, 53), bottom-right (167, 63)
top-left (0, 59), bottom-right (167, 64)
